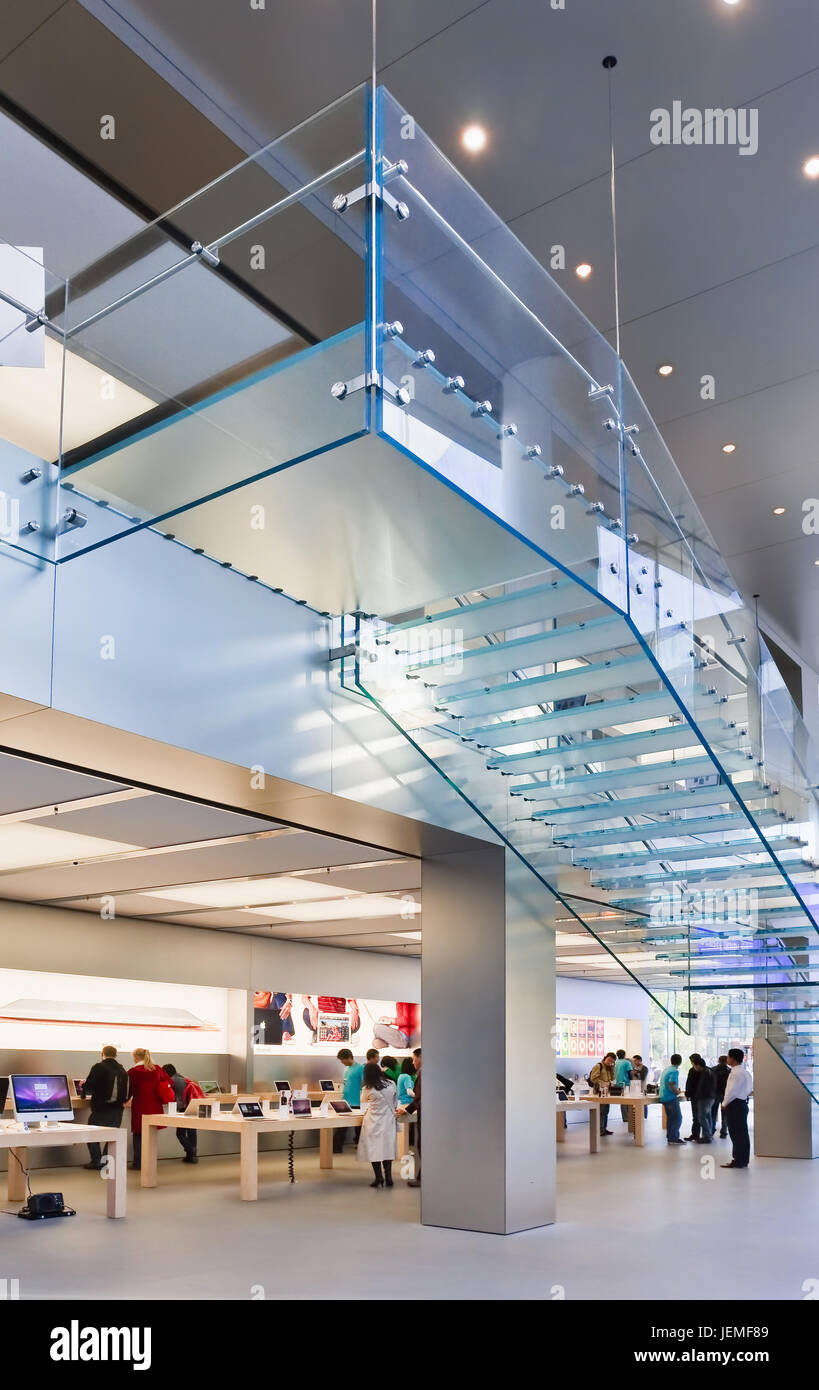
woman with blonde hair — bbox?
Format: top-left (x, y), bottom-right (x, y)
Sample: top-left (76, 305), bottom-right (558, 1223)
top-left (127, 1048), bottom-right (172, 1170)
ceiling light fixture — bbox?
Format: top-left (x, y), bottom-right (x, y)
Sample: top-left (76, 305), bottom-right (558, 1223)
top-left (656, 363), bottom-right (674, 377)
top-left (461, 124), bottom-right (487, 153)
top-left (721, 443), bottom-right (736, 454)
top-left (772, 507), bottom-right (786, 515)
top-left (575, 263), bottom-right (593, 279)
top-left (803, 156), bottom-right (819, 180)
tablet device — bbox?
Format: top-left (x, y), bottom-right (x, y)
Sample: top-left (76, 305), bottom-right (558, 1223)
top-left (319, 1079), bottom-right (336, 1092)
top-left (71, 1079), bottom-right (86, 1097)
top-left (274, 1080), bottom-right (291, 1093)
top-left (329, 1099), bottom-right (352, 1115)
top-left (291, 1097), bottom-right (311, 1118)
top-left (238, 1101), bottom-right (264, 1119)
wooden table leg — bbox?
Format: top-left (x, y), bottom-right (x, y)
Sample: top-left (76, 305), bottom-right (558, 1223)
top-left (633, 1104), bottom-right (645, 1147)
top-left (661, 1104), bottom-right (668, 1132)
top-left (140, 1121), bottom-right (158, 1189)
top-left (556, 1111), bottom-right (565, 1143)
top-left (588, 1109), bottom-right (599, 1154)
top-left (106, 1133), bottom-right (126, 1218)
top-left (239, 1125), bottom-right (258, 1201)
top-left (397, 1122), bottom-right (409, 1160)
top-left (319, 1127), bottom-right (334, 1170)
top-left (7, 1147), bottom-right (27, 1201)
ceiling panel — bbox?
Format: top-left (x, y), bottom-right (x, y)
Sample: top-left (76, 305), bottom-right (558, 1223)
top-left (0, 750), bottom-right (127, 813)
top-left (28, 792), bottom-right (277, 848)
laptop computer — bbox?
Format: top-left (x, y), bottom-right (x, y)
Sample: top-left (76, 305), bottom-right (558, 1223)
top-left (0, 1076), bottom-right (9, 1113)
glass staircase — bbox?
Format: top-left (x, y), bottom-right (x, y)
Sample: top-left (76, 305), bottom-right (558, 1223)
top-left (8, 80), bottom-right (816, 1096)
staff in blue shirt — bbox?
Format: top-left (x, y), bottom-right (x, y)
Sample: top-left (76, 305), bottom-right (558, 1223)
top-left (335, 1048), bottom-right (364, 1153)
top-left (659, 1053), bottom-right (684, 1144)
top-left (614, 1049), bottom-right (633, 1124)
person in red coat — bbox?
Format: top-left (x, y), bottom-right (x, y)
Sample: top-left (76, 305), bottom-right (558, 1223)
top-left (127, 1048), bottom-right (171, 1170)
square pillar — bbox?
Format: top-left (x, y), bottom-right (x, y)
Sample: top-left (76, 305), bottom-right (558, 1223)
top-left (420, 842), bottom-right (555, 1233)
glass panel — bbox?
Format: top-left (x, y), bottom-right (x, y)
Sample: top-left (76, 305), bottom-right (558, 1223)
top-left (377, 90), bottom-right (628, 613)
top-left (54, 86), bottom-right (370, 560)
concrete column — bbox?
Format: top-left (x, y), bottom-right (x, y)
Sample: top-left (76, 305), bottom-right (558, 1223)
top-left (420, 842), bottom-right (555, 1233)
top-left (753, 1036), bottom-right (819, 1159)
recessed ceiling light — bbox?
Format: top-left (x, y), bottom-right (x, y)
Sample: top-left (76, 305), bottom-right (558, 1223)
top-left (722, 0), bottom-right (741, 7)
top-left (721, 443), bottom-right (736, 454)
top-left (814, 559), bottom-right (819, 566)
top-left (656, 363), bottom-right (674, 377)
top-left (772, 506), bottom-right (786, 515)
top-left (803, 156), bottom-right (819, 179)
top-left (575, 263), bottom-right (593, 279)
top-left (461, 124), bottom-right (487, 153)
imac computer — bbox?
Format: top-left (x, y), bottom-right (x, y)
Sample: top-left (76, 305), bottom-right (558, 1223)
top-left (11, 1075), bottom-right (74, 1124)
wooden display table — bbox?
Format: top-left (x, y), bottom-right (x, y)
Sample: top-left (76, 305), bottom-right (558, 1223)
top-left (556, 1098), bottom-right (601, 1153)
top-left (0, 1122), bottom-right (126, 1217)
top-left (141, 1110), bottom-right (365, 1201)
top-left (557, 1095), bottom-right (661, 1150)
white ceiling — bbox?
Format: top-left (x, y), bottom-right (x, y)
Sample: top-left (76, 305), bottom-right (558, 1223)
top-left (0, 749), bottom-right (424, 955)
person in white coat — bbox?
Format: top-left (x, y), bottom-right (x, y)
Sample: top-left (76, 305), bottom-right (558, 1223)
top-left (357, 1061), bottom-right (397, 1188)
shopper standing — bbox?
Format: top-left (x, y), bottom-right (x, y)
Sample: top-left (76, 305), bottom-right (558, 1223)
top-left (659, 1053), bottom-right (684, 1144)
top-left (589, 1052), bottom-right (616, 1136)
top-left (396, 1056), bottom-right (416, 1108)
top-left (162, 1063), bottom-right (200, 1164)
top-left (693, 1058), bottom-right (716, 1142)
top-left (614, 1049), bottom-right (633, 1124)
top-left (127, 1048), bottom-right (172, 1171)
top-left (335, 1047), bottom-right (364, 1153)
top-left (684, 1053), bottom-right (703, 1141)
top-left (357, 1061), bottom-right (397, 1188)
top-left (711, 1055), bottom-right (730, 1138)
top-left (398, 1050), bottom-right (421, 1186)
top-left (82, 1044), bottom-right (128, 1170)
top-left (721, 1047), bottom-right (752, 1169)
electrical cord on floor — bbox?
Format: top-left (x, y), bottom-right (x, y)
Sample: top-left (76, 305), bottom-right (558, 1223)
top-left (10, 1146), bottom-right (31, 1199)
top-left (288, 1130), bottom-right (295, 1183)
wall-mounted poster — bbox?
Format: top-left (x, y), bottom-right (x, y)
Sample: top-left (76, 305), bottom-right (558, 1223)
top-left (555, 1015), bottom-right (609, 1059)
top-left (253, 991), bottom-right (421, 1056)
top-left (0, 968), bottom-right (229, 1054)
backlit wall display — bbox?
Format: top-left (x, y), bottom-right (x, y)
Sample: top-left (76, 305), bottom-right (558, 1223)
top-left (253, 991), bottom-right (420, 1056)
top-left (556, 1014), bottom-right (628, 1058)
top-left (0, 968), bottom-right (229, 1054)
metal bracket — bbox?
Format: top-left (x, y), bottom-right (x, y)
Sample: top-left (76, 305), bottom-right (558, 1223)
top-left (328, 643), bottom-right (356, 662)
top-left (330, 372), bottom-right (410, 405)
top-left (24, 310), bottom-right (48, 333)
top-left (332, 172), bottom-right (409, 220)
top-left (191, 241), bottom-right (220, 268)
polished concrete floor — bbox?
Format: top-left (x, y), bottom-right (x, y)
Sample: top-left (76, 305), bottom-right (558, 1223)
top-left (1, 1110), bottom-right (813, 1300)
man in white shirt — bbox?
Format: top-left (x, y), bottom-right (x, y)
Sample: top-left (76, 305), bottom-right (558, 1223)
top-left (720, 1047), bottom-right (752, 1169)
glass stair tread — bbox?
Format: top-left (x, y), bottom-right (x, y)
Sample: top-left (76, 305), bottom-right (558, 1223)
top-left (591, 849), bottom-right (810, 885)
top-left (524, 780), bottom-right (771, 821)
top-left (511, 752), bottom-right (754, 797)
top-left (389, 571), bottom-right (603, 643)
top-left (487, 717), bottom-right (739, 773)
top-left (407, 616), bottom-right (632, 687)
top-left (556, 808), bottom-right (789, 848)
top-left (584, 839), bottom-right (806, 872)
top-left (462, 688), bottom-right (713, 748)
top-left (436, 654), bottom-right (656, 717)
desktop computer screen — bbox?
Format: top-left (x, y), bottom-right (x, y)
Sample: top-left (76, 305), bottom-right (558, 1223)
top-left (11, 1075), bottom-right (74, 1121)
